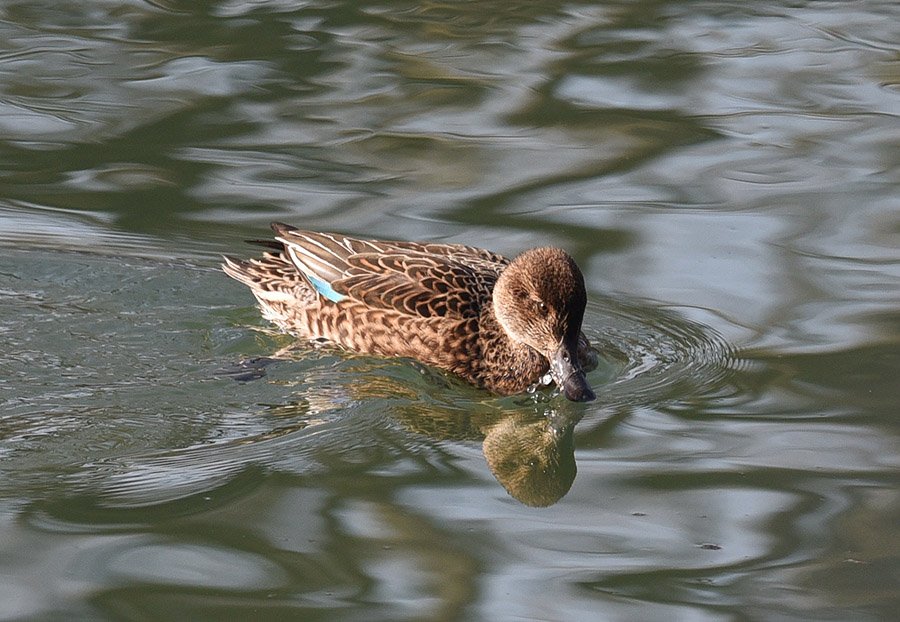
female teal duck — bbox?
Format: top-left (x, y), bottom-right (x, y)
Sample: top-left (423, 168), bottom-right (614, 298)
top-left (223, 223), bottom-right (596, 402)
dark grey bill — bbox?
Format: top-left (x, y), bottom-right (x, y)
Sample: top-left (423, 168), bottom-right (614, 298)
top-left (550, 339), bottom-right (596, 402)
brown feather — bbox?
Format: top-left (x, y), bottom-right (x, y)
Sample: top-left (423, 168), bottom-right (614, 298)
top-left (222, 224), bottom-right (596, 399)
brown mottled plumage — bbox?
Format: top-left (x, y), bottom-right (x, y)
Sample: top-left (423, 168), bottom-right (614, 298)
top-left (222, 223), bottom-right (596, 401)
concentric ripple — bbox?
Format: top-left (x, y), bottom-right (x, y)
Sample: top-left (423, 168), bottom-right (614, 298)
top-left (584, 296), bottom-right (738, 408)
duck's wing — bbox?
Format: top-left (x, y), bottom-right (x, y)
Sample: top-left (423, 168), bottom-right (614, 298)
top-left (272, 222), bottom-right (509, 272)
top-left (382, 240), bottom-right (510, 267)
top-left (272, 223), bottom-right (508, 319)
top-left (338, 252), bottom-right (500, 318)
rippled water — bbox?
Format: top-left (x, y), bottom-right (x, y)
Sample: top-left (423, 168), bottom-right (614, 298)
top-left (3, 1), bottom-right (900, 620)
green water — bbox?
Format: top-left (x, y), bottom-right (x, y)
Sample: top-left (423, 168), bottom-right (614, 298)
top-left (2, 1), bottom-right (900, 620)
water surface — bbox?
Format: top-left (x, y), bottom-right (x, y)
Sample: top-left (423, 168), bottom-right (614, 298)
top-left (2, 1), bottom-right (900, 620)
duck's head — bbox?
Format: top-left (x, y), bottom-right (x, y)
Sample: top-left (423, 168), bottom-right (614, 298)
top-left (494, 247), bottom-right (595, 402)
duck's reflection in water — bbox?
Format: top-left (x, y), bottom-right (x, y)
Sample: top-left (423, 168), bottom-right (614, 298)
top-left (390, 398), bottom-right (583, 507)
top-left (480, 408), bottom-right (580, 507)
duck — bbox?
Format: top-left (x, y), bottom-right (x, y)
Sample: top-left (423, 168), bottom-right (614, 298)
top-left (222, 222), bottom-right (596, 402)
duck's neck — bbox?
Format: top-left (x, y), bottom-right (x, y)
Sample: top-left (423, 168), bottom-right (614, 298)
top-left (477, 306), bottom-right (549, 395)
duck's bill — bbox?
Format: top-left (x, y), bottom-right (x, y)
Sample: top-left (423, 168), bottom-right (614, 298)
top-left (551, 340), bottom-right (596, 402)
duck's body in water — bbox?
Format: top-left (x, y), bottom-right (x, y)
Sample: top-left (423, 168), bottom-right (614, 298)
top-left (223, 223), bottom-right (596, 402)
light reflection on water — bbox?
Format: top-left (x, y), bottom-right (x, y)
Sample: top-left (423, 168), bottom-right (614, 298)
top-left (2, 0), bottom-right (900, 620)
